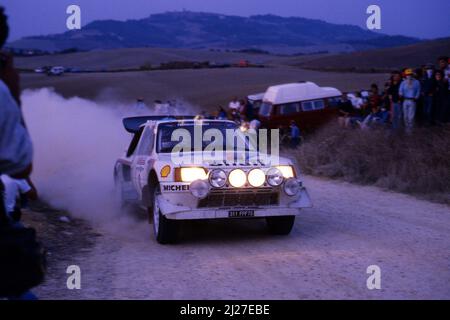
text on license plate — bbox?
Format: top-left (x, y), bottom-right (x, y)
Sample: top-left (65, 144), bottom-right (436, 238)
top-left (228, 210), bottom-right (255, 218)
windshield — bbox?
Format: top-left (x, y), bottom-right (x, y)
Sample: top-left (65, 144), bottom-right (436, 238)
top-left (156, 121), bottom-right (254, 153)
top-left (259, 102), bottom-right (272, 117)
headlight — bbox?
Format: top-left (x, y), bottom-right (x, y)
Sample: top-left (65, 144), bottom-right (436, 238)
top-left (228, 169), bottom-right (247, 188)
top-left (190, 179), bottom-right (210, 199)
top-left (266, 168), bottom-right (283, 186)
top-left (284, 177), bottom-right (300, 196)
top-left (248, 169), bottom-right (266, 187)
top-left (176, 167), bottom-right (207, 182)
top-left (209, 169), bottom-right (227, 188)
top-left (276, 165), bottom-right (295, 178)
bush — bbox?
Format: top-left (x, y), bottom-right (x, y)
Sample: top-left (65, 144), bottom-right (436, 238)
top-left (295, 124), bottom-right (450, 203)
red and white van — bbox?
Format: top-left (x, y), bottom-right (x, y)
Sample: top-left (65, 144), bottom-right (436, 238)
top-left (256, 82), bottom-right (342, 132)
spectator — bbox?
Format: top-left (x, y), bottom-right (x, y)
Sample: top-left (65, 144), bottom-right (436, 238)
top-left (337, 93), bottom-right (354, 127)
top-left (421, 63), bottom-right (437, 125)
top-left (0, 6), bottom-right (42, 301)
top-left (0, 19), bottom-right (32, 181)
top-left (244, 98), bottom-right (255, 121)
top-left (347, 92), bottom-right (366, 127)
top-left (217, 106), bottom-right (227, 120)
top-left (359, 105), bottom-right (389, 130)
top-left (238, 99), bottom-right (247, 117)
top-left (382, 81), bottom-right (391, 104)
top-left (369, 84), bottom-right (381, 109)
top-left (399, 68), bottom-right (421, 132)
top-left (0, 13), bottom-right (20, 107)
top-left (228, 97), bottom-right (240, 111)
top-left (388, 71), bottom-right (402, 130)
top-left (351, 92), bottom-right (365, 110)
top-left (289, 120), bottom-right (301, 148)
top-left (249, 118), bottom-right (261, 131)
top-left (0, 175), bottom-right (38, 225)
top-left (434, 71), bottom-right (450, 124)
top-left (414, 67), bottom-right (426, 124)
top-left (438, 56), bottom-right (450, 89)
top-left (437, 56), bottom-right (450, 123)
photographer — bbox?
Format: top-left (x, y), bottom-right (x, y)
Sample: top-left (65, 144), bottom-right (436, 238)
top-left (0, 6), bottom-right (45, 300)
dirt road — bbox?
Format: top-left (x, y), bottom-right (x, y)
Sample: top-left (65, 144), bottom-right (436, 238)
top-left (33, 175), bottom-right (450, 300)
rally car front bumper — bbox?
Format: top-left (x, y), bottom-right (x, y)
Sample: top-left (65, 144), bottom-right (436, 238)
top-left (156, 183), bottom-right (312, 220)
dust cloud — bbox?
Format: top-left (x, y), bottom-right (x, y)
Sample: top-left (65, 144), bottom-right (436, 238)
top-left (20, 88), bottom-right (155, 227)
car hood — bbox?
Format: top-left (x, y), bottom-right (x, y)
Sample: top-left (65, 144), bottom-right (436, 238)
top-left (155, 151), bottom-right (292, 168)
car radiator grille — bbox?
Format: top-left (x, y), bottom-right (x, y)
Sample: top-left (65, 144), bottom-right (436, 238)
top-left (197, 189), bottom-right (279, 208)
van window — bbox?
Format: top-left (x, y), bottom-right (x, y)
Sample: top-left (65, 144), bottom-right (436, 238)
top-left (259, 102), bottom-right (272, 117)
top-left (279, 103), bottom-right (300, 115)
top-left (313, 100), bottom-right (325, 110)
top-left (302, 100), bottom-right (325, 111)
top-left (301, 101), bottom-right (313, 111)
top-left (327, 97), bottom-right (341, 107)
top-left (252, 100), bottom-right (262, 110)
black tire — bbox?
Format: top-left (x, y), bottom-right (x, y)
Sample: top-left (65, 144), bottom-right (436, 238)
top-left (266, 216), bottom-right (295, 235)
top-left (151, 185), bottom-right (179, 244)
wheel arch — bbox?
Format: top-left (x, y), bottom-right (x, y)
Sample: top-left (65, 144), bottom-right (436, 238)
top-left (142, 169), bottom-right (159, 207)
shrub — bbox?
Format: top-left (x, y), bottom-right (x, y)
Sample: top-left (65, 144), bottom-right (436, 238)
top-left (295, 123), bottom-right (450, 203)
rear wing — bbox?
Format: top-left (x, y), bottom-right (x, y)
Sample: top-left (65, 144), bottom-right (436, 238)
top-left (122, 115), bottom-right (197, 133)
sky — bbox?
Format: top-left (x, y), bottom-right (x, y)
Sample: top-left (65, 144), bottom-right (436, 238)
top-left (2, 0), bottom-right (450, 41)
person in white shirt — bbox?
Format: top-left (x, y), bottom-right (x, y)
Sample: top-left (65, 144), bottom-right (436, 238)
top-left (228, 97), bottom-right (240, 111)
top-left (351, 92), bottom-right (365, 110)
top-left (0, 81), bottom-right (33, 178)
top-left (0, 6), bottom-right (40, 301)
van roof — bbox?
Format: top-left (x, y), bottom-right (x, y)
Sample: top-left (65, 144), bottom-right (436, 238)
top-left (263, 82), bottom-right (342, 104)
top-left (247, 92), bottom-right (265, 101)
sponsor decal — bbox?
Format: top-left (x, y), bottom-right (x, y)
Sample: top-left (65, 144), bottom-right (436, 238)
top-left (163, 184), bottom-right (190, 192)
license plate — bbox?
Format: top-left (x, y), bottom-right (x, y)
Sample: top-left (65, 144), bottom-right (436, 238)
top-left (228, 210), bottom-right (255, 218)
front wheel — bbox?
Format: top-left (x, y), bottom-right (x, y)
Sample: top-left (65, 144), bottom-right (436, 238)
top-left (266, 216), bottom-right (295, 235)
top-left (151, 185), bottom-right (179, 244)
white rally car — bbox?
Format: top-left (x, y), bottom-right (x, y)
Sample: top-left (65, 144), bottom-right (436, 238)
top-left (114, 116), bottom-right (312, 244)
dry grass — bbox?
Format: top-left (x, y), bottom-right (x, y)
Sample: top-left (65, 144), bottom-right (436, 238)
top-left (20, 68), bottom-right (388, 108)
top-left (296, 124), bottom-right (450, 204)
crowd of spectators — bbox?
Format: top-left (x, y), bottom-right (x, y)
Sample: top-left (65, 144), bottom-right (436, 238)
top-left (338, 56), bottom-right (450, 133)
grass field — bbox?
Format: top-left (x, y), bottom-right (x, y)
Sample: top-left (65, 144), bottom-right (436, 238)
top-left (20, 66), bottom-right (388, 110)
top-left (14, 47), bottom-right (285, 70)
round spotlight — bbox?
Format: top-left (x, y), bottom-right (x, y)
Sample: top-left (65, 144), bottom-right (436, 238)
top-left (190, 179), bottom-right (210, 199)
top-left (266, 168), bottom-right (283, 186)
top-left (283, 178), bottom-right (300, 196)
top-left (248, 169), bottom-right (266, 187)
top-left (209, 169), bottom-right (227, 188)
top-left (228, 169), bottom-right (247, 188)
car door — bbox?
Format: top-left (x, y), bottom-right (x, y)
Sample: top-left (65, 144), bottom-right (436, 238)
top-left (133, 126), bottom-right (155, 194)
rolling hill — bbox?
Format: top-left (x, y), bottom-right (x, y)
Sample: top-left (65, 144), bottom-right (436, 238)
top-left (9, 11), bottom-right (420, 54)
